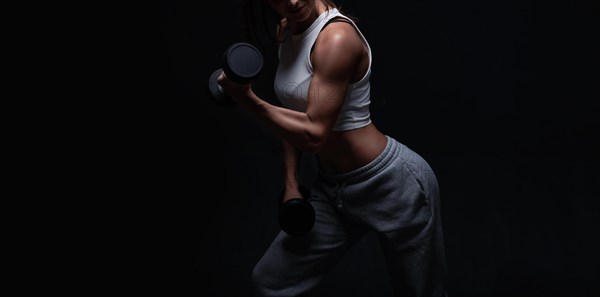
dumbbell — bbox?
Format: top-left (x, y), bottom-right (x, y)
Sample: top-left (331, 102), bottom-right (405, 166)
top-left (279, 185), bottom-right (316, 236)
top-left (208, 42), bottom-right (264, 106)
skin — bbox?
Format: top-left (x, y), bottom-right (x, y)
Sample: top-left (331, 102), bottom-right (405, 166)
top-left (218, 0), bottom-right (388, 202)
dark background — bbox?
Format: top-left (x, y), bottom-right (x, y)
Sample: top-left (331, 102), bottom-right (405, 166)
top-left (105, 0), bottom-right (599, 296)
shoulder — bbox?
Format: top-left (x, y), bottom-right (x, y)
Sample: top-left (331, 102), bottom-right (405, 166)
top-left (317, 17), bottom-right (362, 50)
top-left (311, 18), bottom-right (364, 74)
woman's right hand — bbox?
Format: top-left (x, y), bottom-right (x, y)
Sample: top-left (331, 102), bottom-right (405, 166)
top-left (216, 71), bottom-right (253, 103)
top-left (282, 186), bottom-right (304, 204)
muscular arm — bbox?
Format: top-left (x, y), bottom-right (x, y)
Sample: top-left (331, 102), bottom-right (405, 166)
top-left (219, 22), bottom-right (364, 153)
top-left (281, 140), bottom-right (303, 201)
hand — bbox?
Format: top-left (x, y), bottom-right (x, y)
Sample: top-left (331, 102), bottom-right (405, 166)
top-left (282, 187), bottom-right (304, 204)
top-left (217, 71), bottom-right (252, 103)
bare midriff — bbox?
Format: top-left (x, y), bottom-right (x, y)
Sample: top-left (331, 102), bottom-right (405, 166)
top-left (316, 123), bottom-right (388, 174)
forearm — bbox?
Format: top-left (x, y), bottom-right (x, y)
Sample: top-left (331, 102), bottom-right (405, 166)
top-left (238, 92), bottom-right (325, 153)
top-left (282, 140), bottom-right (301, 193)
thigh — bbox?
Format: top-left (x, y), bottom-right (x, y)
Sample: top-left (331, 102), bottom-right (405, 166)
top-left (337, 141), bottom-right (446, 297)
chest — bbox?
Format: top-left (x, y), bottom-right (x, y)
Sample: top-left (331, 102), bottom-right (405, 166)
top-left (274, 41), bottom-right (314, 108)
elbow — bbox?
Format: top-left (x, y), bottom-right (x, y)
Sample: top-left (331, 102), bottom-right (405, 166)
top-left (302, 127), bottom-right (328, 154)
top-left (303, 140), bottom-right (325, 154)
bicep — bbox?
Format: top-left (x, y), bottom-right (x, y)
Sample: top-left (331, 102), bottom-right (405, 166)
top-left (305, 74), bottom-right (349, 134)
top-left (305, 27), bottom-right (362, 134)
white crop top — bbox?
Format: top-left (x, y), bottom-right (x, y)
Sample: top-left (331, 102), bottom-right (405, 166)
top-left (274, 8), bottom-right (373, 132)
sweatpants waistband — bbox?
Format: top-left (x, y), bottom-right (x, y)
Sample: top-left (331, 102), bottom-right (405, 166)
top-left (317, 135), bottom-right (402, 185)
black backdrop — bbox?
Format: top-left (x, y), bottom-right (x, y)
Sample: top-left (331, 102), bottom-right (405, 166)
top-left (109, 1), bottom-right (600, 296)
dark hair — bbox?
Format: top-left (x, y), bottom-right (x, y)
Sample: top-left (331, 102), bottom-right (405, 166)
top-left (241, 0), bottom-right (356, 51)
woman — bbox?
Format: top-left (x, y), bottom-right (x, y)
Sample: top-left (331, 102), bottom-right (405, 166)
top-left (217, 0), bottom-right (448, 296)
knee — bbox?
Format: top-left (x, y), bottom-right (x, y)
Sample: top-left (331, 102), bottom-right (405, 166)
top-left (251, 260), bottom-right (295, 297)
top-left (251, 262), bottom-right (273, 297)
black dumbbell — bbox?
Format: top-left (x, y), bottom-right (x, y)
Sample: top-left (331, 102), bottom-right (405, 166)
top-left (279, 185), bottom-right (316, 236)
top-left (208, 42), bottom-right (264, 106)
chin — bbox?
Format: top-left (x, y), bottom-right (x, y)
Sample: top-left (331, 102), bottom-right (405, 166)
top-left (291, 9), bottom-right (312, 23)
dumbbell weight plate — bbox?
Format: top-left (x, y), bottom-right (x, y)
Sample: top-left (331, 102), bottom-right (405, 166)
top-left (279, 198), bottom-right (316, 236)
top-left (279, 187), bottom-right (316, 236)
top-left (222, 42), bottom-right (263, 84)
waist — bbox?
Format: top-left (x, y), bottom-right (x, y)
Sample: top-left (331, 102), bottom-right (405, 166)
top-left (316, 123), bottom-right (388, 175)
top-left (318, 134), bottom-right (401, 184)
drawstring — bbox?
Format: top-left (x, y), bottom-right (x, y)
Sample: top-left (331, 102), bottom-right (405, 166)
top-left (332, 182), bottom-right (347, 209)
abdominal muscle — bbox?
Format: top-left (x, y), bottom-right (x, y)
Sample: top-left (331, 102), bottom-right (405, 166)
top-left (316, 122), bottom-right (388, 175)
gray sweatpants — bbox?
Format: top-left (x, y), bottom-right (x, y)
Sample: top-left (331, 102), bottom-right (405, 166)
top-left (252, 136), bottom-right (447, 297)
